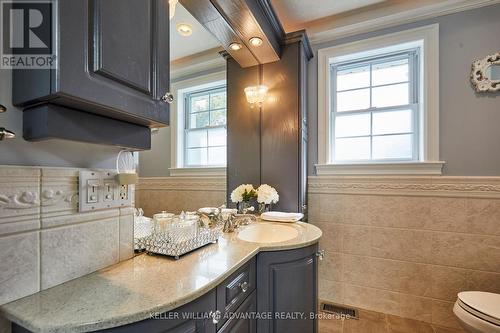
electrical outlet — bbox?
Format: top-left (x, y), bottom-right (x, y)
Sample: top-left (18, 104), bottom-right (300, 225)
top-left (119, 185), bottom-right (128, 200)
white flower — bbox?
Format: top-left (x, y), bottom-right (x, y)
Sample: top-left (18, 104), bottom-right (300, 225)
top-left (257, 184), bottom-right (279, 204)
top-left (230, 184), bottom-right (256, 203)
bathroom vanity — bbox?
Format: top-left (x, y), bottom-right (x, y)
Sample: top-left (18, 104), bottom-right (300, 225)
top-left (1, 222), bottom-right (322, 333)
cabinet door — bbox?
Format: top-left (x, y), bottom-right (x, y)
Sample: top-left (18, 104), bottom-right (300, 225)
top-left (256, 244), bottom-right (318, 333)
top-left (56, 0), bottom-right (169, 126)
top-left (217, 290), bottom-right (256, 333)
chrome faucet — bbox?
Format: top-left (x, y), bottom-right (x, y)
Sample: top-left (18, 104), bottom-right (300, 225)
top-left (223, 214), bottom-right (257, 233)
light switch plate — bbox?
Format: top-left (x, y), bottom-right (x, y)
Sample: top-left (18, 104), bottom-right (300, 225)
top-left (79, 170), bottom-right (132, 212)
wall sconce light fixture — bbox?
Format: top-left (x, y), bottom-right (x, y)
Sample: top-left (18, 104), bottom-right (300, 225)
top-left (244, 85), bottom-right (268, 107)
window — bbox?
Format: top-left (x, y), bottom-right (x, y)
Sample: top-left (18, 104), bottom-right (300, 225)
top-left (169, 71), bottom-right (227, 177)
top-left (317, 24), bottom-right (443, 175)
top-left (332, 50), bottom-right (419, 162)
top-left (184, 86), bottom-right (227, 167)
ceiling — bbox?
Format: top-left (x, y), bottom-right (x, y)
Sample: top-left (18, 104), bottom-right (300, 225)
top-left (170, 4), bottom-right (220, 61)
top-left (271, 0), bottom-right (386, 32)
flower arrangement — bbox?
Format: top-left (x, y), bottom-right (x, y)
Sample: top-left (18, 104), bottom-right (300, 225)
top-left (256, 184), bottom-right (279, 213)
top-left (230, 184), bottom-right (257, 203)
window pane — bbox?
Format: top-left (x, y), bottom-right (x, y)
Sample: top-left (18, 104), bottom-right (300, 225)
top-left (186, 130), bottom-right (207, 148)
top-left (186, 148), bottom-right (207, 166)
top-left (372, 134), bottom-right (412, 159)
top-left (208, 128), bottom-right (226, 146)
top-left (372, 58), bottom-right (409, 86)
top-left (334, 137), bottom-right (370, 161)
top-left (336, 65), bottom-right (370, 91)
top-left (210, 91), bottom-right (226, 109)
top-left (372, 83), bottom-right (409, 108)
top-left (335, 113), bottom-right (371, 138)
top-left (208, 146), bottom-right (226, 165)
top-left (337, 89), bottom-right (370, 112)
top-left (210, 109), bottom-right (226, 126)
top-left (190, 95), bottom-right (209, 112)
top-left (189, 112), bottom-right (209, 129)
top-left (372, 109), bottom-right (412, 135)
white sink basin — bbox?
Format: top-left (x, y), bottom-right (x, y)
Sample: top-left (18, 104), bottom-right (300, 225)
top-left (237, 223), bottom-right (299, 243)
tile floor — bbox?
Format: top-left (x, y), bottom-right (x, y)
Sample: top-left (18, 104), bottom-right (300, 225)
top-left (319, 309), bottom-right (466, 333)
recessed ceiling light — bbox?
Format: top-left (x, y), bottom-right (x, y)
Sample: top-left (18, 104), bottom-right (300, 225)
top-left (249, 37), bottom-right (263, 47)
top-left (229, 42), bottom-right (243, 51)
top-left (176, 23), bottom-right (192, 36)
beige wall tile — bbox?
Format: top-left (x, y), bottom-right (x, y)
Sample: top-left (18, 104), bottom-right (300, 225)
top-left (319, 194), bottom-right (344, 223)
top-left (399, 294), bottom-right (433, 323)
top-left (343, 225), bottom-right (372, 256)
top-left (319, 279), bottom-right (344, 304)
top-left (344, 284), bottom-right (400, 316)
top-left (466, 198), bottom-right (500, 236)
top-left (40, 217), bottom-right (119, 289)
top-left (307, 193), bottom-right (321, 221)
top-left (466, 270), bottom-right (500, 295)
top-left (319, 251), bottom-right (343, 282)
top-left (0, 232), bottom-right (39, 305)
top-left (371, 228), bottom-right (433, 263)
top-left (399, 262), bottom-right (433, 297)
top-left (371, 196), bottom-right (430, 229)
top-left (431, 232), bottom-right (500, 272)
top-left (342, 195), bottom-right (372, 225)
top-left (427, 197), bottom-right (467, 233)
top-left (431, 266), bottom-right (468, 301)
top-left (431, 300), bottom-right (463, 329)
top-left (314, 222), bottom-right (343, 252)
top-left (343, 255), bottom-right (370, 287)
top-left (119, 208), bottom-right (134, 261)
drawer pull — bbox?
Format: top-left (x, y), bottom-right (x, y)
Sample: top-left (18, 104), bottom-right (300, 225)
top-left (316, 250), bottom-right (325, 261)
top-left (239, 281), bottom-right (249, 293)
top-left (211, 310), bottom-right (221, 324)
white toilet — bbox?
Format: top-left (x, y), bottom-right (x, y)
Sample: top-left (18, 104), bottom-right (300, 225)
top-left (453, 291), bottom-right (500, 333)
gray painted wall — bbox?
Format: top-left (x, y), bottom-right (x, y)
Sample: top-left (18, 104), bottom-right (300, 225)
top-left (0, 68), bottom-right (122, 168)
top-left (307, 4), bottom-right (500, 176)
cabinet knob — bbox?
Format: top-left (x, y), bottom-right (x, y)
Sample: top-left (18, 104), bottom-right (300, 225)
top-left (211, 310), bottom-right (221, 324)
top-left (161, 92), bottom-right (174, 104)
top-left (316, 250), bottom-right (325, 261)
top-left (239, 281), bottom-right (249, 293)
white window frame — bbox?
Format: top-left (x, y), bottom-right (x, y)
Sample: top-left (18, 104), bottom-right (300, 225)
top-left (317, 24), bottom-right (444, 176)
top-left (169, 71), bottom-right (227, 177)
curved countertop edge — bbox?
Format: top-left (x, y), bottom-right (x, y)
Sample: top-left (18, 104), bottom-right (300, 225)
top-left (0, 221), bottom-right (322, 333)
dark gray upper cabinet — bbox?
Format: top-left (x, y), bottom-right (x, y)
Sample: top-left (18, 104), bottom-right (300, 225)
top-left (256, 244), bottom-right (319, 333)
top-left (13, 0), bottom-right (170, 127)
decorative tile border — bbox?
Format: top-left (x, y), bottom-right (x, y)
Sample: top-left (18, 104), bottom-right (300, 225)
top-left (309, 176), bottom-right (500, 198)
top-left (137, 177), bottom-right (226, 192)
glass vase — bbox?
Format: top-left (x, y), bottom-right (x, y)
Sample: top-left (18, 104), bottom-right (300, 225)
top-left (258, 203), bottom-right (272, 214)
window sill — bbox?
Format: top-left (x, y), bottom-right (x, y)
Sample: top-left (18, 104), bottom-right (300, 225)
top-left (169, 167), bottom-right (226, 177)
top-left (315, 161), bottom-right (445, 176)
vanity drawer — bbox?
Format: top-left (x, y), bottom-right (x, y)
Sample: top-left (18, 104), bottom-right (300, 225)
top-left (216, 257), bottom-right (256, 329)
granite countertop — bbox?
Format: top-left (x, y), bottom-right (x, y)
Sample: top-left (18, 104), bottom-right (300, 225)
top-left (0, 221), bottom-right (321, 333)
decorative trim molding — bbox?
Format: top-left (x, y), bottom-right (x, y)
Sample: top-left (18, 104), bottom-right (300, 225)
top-left (315, 162), bottom-right (445, 176)
top-left (284, 30), bottom-right (313, 60)
top-left (0, 191), bottom-right (39, 210)
top-left (309, 175), bottom-right (500, 198)
top-left (137, 176), bottom-right (226, 192)
top-left (309, 0), bottom-right (500, 44)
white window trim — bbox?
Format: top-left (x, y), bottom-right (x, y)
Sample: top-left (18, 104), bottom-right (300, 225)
top-left (169, 71), bottom-right (226, 177)
top-left (316, 24), bottom-right (444, 176)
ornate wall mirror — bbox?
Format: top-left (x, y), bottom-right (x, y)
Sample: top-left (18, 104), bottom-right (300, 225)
top-left (471, 52), bottom-right (500, 92)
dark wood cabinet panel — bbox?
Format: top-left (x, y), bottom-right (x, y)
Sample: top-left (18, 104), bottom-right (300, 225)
top-left (217, 291), bottom-right (257, 333)
top-left (12, 0), bottom-right (170, 148)
top-left (256, 244), bottom-right (319, 333)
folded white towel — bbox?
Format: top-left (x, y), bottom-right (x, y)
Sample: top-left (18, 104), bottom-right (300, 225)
top-left (260, 211), bottom-right (304, 222)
